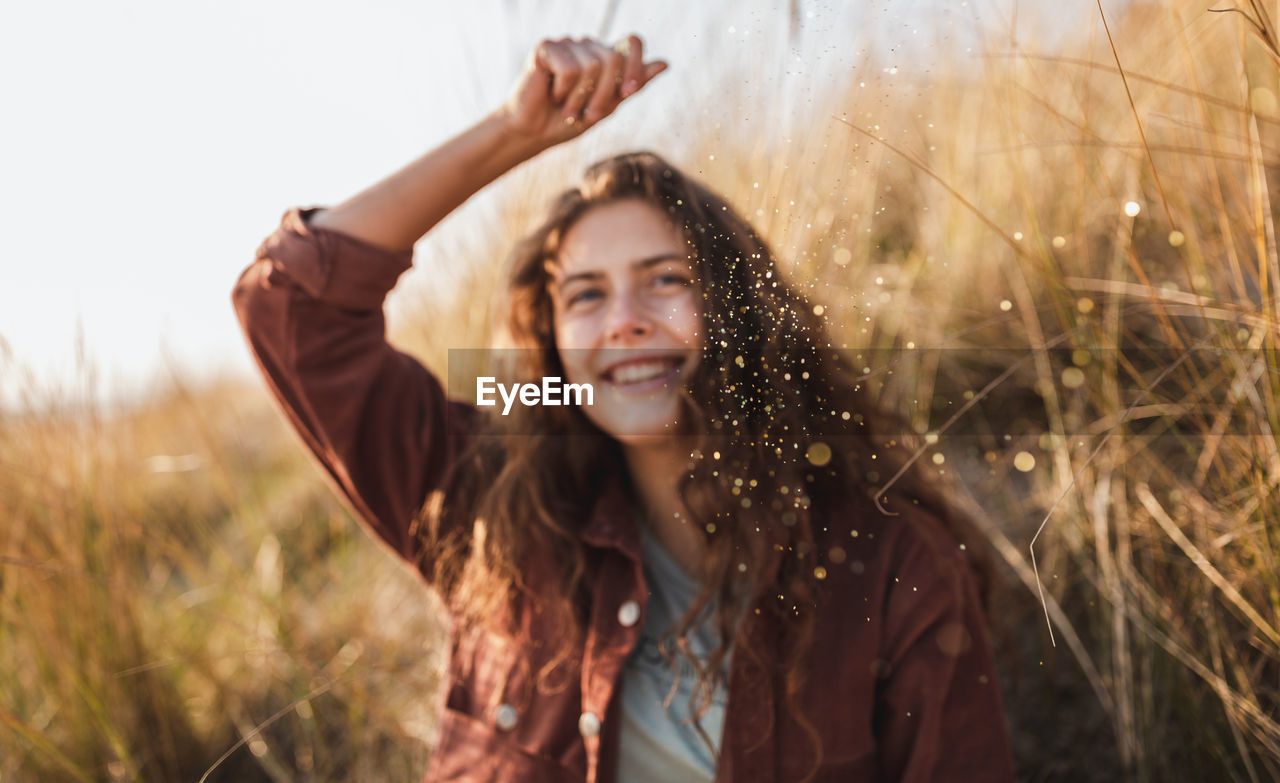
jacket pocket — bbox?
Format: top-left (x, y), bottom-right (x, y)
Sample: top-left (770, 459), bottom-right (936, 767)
top-left (424, 705), bottom-right (575, 782)
top-left (445, 629), bottom-right (534, 722)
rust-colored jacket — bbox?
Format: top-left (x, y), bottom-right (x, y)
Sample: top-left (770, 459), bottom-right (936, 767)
top-left (232, 206), bottom-right (1017, 782)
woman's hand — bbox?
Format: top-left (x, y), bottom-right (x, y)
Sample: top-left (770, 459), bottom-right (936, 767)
top-left (494, 34), bottom-right (667, 150)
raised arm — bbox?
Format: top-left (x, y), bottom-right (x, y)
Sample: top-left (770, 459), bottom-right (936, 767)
top-left (308, 35), bottom-right (667, 252)
top-left (231, 35), bottom-right (667, 571)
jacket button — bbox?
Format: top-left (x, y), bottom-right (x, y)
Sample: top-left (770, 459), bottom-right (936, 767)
top-left (495, 703), bottom-right (518, 731)
top-left (578, 710), bottom-right (601, 738)
top-left (617, 599), bottom-right (641, 627)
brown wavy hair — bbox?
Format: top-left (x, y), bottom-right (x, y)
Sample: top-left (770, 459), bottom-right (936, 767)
top-left (414, 150), bottom-right (993, 781)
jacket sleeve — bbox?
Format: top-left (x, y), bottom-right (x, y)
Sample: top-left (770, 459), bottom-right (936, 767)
top-left (231, 206), bottom-right (475, 570)
top-left (874, 515), bottom-right (1016, 782)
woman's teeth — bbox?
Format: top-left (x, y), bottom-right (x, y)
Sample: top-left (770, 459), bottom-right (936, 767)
top-left (609, 359), bottom-right (679, 384)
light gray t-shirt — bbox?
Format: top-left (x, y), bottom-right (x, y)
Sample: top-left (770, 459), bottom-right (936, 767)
top-left (615, 519), bottom-right (732, 783)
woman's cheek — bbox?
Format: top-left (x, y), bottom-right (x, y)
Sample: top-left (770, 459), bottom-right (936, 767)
top-left (673, 294), bottom-right (703, 346)
top-left (555, 318), bottom-right (597, 382)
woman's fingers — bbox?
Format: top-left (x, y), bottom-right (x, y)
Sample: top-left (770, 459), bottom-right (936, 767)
top-left (618, 36), bottom-right (667, 98)
top-left (561, 39), bottom-right (604, 122)
top-left (582, 40), bottom-right (626, 122)
top-left (540, 39), bottom-right (584, 105)
top-left (500, 33), bottom-right (664, 145)
top-left (641, 59), bottom-right (668, 86)
top-left (521, 34), bottom-right (665, 136)
top-left (618, 35), bottom-right (646, 98)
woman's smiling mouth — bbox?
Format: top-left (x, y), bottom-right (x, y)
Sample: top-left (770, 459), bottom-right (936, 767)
top-left (601, 356), bottom-right (685, 393)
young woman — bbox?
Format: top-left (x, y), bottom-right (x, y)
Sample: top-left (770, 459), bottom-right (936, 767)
top-left (233, 34), bottom-right (1015, 783)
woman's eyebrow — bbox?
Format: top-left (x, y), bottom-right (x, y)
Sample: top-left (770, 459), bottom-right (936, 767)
top-left (552, 254), bottom-right (689, 288)
top-left (634, 253), bottom-right (688, 270)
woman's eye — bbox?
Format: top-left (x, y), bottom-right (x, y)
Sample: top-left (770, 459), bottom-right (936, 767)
top-left (655, 274), bottom-right (691, 287)
top-left (567, 289), bottom-right (602, 306)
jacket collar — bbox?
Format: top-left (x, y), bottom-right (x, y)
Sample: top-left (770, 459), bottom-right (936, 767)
top-left (577, 467), bottom-right (642, 563)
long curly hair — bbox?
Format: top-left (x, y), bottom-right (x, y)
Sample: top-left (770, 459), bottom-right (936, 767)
top-left (414, 150), bottom-right (993, 780)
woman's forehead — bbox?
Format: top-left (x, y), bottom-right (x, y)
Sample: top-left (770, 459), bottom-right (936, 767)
top-left (548, 202), bottom-right (690, 277)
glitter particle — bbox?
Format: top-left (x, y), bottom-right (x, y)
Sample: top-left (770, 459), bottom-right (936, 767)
top-left (806, 442), bottom-right (832, 466)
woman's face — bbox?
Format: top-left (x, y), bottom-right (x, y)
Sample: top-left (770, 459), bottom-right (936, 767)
top-left (547, 198), bottom-right (703, 446)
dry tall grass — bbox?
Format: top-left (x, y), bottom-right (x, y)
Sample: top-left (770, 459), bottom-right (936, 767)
top-left (0, 373), bottom-right (443, 782)
top-left (3, 1), bottom-right (1280, 780)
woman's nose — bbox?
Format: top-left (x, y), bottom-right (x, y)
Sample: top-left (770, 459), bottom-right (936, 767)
top-left (604, 291), bottom-right (654, 343)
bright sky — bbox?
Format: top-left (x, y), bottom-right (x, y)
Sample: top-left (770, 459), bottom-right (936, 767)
top-left (0, 0), bottom-right (1090, 415)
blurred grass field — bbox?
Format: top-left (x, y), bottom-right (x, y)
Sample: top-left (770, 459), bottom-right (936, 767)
top-left (5, 1), bottom-right (1280, 780)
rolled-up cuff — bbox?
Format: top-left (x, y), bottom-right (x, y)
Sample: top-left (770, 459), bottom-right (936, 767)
top-left (254, 206), bottom-right (416, 311)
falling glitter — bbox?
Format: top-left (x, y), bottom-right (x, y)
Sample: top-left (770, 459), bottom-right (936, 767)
top-left (1013, 451), bottom-right (1036, 472)
top-left (806, 442), bottom-right (832, 466)
top-left (1124, 201), bottom-right (1141, 217)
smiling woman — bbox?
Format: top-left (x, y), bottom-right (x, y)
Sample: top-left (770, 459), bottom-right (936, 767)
top-left (232, 32), bottom-right (1015, 783)
top-left (547, 197), bottom-right (703, 443)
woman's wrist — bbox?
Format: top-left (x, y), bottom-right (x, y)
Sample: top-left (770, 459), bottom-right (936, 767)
top-left (483, 106), bottom-right (554, 166)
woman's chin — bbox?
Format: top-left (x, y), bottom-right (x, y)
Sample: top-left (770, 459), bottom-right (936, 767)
top-left (588, 402), bottom-right (694, 445)
top-left (611, 429), bottom-right (694, 449)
